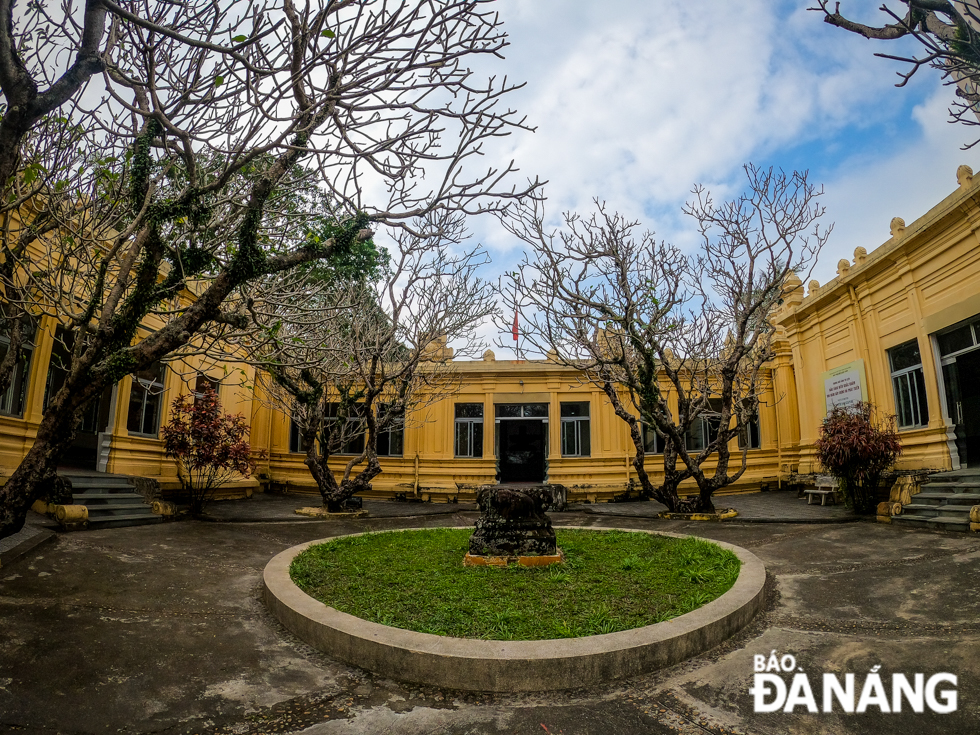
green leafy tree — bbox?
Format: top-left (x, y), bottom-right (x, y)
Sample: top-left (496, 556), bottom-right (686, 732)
top-left (815, 402), bottom-right (904, 514)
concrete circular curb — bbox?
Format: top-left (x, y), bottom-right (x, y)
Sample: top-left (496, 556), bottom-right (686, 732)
top-left (262, 526), bottom-right (767, 692)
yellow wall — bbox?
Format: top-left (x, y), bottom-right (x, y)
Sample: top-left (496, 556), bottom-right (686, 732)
top-left (5, 164), bottom-right (980, 499)
top-left (773, 164), bottom-right (980, 475)
top-left (256, 358), bottom-right (784, 503)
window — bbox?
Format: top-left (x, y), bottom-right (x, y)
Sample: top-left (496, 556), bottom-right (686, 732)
top-left (737, 399), bottom-right (761, 450)
top-left (494, 403), bottom-right (548, 418)
top-left (642, 421), bottom-right (663, 454)
top-left (686, 399), bottom-right (723, 452)
top-left (376, 404), bottom-right (404, 457)
top-left (738, 418), bottom-right (761, 449)
top-left (560, 401), bottom-right (591, 457)
top-left (454, 403), bottom-right (483, 457)
top-left (326, 403), bottom-right (366, 455)
top-left (289, 418), bottom-right (309, 454)
top-left (889, 340), bottom-right (929, 428)
top-left (193, 374), bottom-right (220, 403)
top-left (0, 315), bottom-right (35, 417)
top-left (127, 361), bottom-right (166, 436)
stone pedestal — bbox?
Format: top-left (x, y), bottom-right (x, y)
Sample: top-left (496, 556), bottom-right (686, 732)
top-left (468, 486), bottom-right (557, 558)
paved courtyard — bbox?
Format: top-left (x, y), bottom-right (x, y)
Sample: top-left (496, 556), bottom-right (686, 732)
top-left (0, 491), bottom-right (976, 734)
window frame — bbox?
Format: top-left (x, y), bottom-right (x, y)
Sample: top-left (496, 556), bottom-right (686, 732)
top-left (376, 403), bottom-right (404, 458)
top-left (686, 399), bottom-right (723, 452)
top-left (888, 339), bottom-right (929, 429)
top-left (289, 417), bottom-right (310, 454)
top-left (0, 317), bottom-right (36, 418)
top-left (126, 361), bottom-right (166, 437)
top-left (454, 403), bottom-right (484, 458)
top-left (641, 420), bottom-right (663, 454)
top-left (560, 401), bottom-right (591, 457)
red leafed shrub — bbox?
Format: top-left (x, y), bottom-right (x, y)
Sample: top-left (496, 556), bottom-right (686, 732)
top-left (815, 402), bottom-right (903, 514)
top-left (162, 384), bottom-right (255, 515)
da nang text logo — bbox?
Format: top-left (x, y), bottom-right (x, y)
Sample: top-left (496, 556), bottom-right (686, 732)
top-left (749, 651), bottom-right (957, 714)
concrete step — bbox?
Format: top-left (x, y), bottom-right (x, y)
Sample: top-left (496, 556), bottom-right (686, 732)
top-left (892, 515), bottom-right (971, 531)
top-left (84, 503), bottom-right (155, 515)
top-left (902, 503), bottom-right (940, 517)
top-left (913, 493), bottom-right (949, 505)
top-left (87, 514), bottom-right (163, 529)
top-left (935, 507), bottom-right (971, 518)
top-left (72, 492), bottom-right (146, 504)
top-left (921, 481), bottom-right (980, 493)
top-left (939, 493), bottom-right (980, 505)
top-left (68, 478), bottom-right (134, 490)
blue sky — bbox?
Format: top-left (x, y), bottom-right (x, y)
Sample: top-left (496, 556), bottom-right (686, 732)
top-left (422, 1), bottom-right (978, 354)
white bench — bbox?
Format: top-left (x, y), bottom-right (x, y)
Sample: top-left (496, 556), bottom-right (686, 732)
top-left (804, 476), bottom-right (840, 505)
top-left (804, 488), bottom-right (837, 505)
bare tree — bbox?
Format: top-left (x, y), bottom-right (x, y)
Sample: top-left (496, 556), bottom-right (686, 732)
top-left (504, 166), bottom-right (829, 512)
top-left (248, 217), bottom-right (494, 511)
top-left (0, 1), bottom-right (539, 539)
top-left (811, 1), bottom-right (980, 142)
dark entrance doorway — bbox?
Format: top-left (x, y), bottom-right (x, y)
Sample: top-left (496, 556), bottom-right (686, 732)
top-left (495, 403), bottom-right (549, 484)
top-left (45, 328), bottom-right (116, 471)
top-left (954, 348), bottom-right (980, 467)
top-left (497, 419), bottom-right (546, 483)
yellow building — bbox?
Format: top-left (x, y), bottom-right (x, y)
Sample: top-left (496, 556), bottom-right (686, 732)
top-left (2, 163), bottom-right (980, 503)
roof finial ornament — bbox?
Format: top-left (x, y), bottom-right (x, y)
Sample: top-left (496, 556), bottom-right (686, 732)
top-left (957, 164), bottom-right (974, 189)
top-left (889, 217), bottom-right (906, 240)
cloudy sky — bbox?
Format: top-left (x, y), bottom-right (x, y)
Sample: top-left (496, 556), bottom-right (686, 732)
top-left (440, 0), bottom-right (977, 355)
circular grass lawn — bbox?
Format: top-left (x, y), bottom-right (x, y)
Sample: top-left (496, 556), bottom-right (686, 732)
top-left (289, 529), bottom-right (741, 641)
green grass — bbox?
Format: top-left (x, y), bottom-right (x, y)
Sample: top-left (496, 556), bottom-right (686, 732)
top-left (289, 529), bottom-right (740, 641)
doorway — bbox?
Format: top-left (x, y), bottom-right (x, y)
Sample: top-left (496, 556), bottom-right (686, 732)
top-left (948, 348), bottom-right (980, 467)
top-left (497, 420), bottom-right (546, 483)
top-left (938, 317), bottom-right (980, 468)
top-left (495, 403), bottom-right (548, 483)
top-left (45, 327), bottom-right (116, 471)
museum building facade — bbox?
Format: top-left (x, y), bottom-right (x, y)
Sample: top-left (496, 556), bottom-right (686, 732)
top-left (2, 164), bottom-right (980, 503)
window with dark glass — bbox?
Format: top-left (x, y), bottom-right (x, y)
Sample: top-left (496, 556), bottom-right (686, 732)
top-left (325, 403), bottom-right (366, 455)
top-left (888, 339), bottom-right (929, 428)
top-left (0, 315), bottom-right (35, 417)
top-left (127, 361), bottom-right (166, 436)
top-left (686, 399), bottom-right (723, 452)
top-left (738, 418), bottom-right (761, 449)
top-left (376, 404), bottom-right (404, 457)
top-left (454, 403), bottom-right (483, 457)
top-left (560, 401), bottom-right (591, 457)
top-left (193, 374), bottom-right (220, 403)
top-left (642, 421), bottom-right (663, 454)
top-left (289, 418), bottom-right (309, 454)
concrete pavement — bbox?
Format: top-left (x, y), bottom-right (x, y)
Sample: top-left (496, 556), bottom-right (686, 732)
top-left (0, 491), bottom-right (975, 735)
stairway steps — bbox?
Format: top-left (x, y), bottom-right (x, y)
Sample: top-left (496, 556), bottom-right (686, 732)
top-left (60, 473), bottom-right (162, 530)
top-left (895, 469), bottom-right (980, 533)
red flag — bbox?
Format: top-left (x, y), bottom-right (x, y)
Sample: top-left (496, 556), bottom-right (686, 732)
top-left (512, 311), bottom-right (519, 341)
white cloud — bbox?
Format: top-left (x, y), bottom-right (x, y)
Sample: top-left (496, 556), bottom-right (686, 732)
top-left (441, 1), bottom-right (976, 355)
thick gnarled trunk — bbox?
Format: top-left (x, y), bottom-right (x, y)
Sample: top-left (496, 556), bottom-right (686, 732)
top-left (305, 441), bottom-right (381, 512)
top-left (0, 394), bottom-right (81, 538)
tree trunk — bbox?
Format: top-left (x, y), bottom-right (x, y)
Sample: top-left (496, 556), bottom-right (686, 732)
top-left (0, 395), bottom-right (81, 538)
